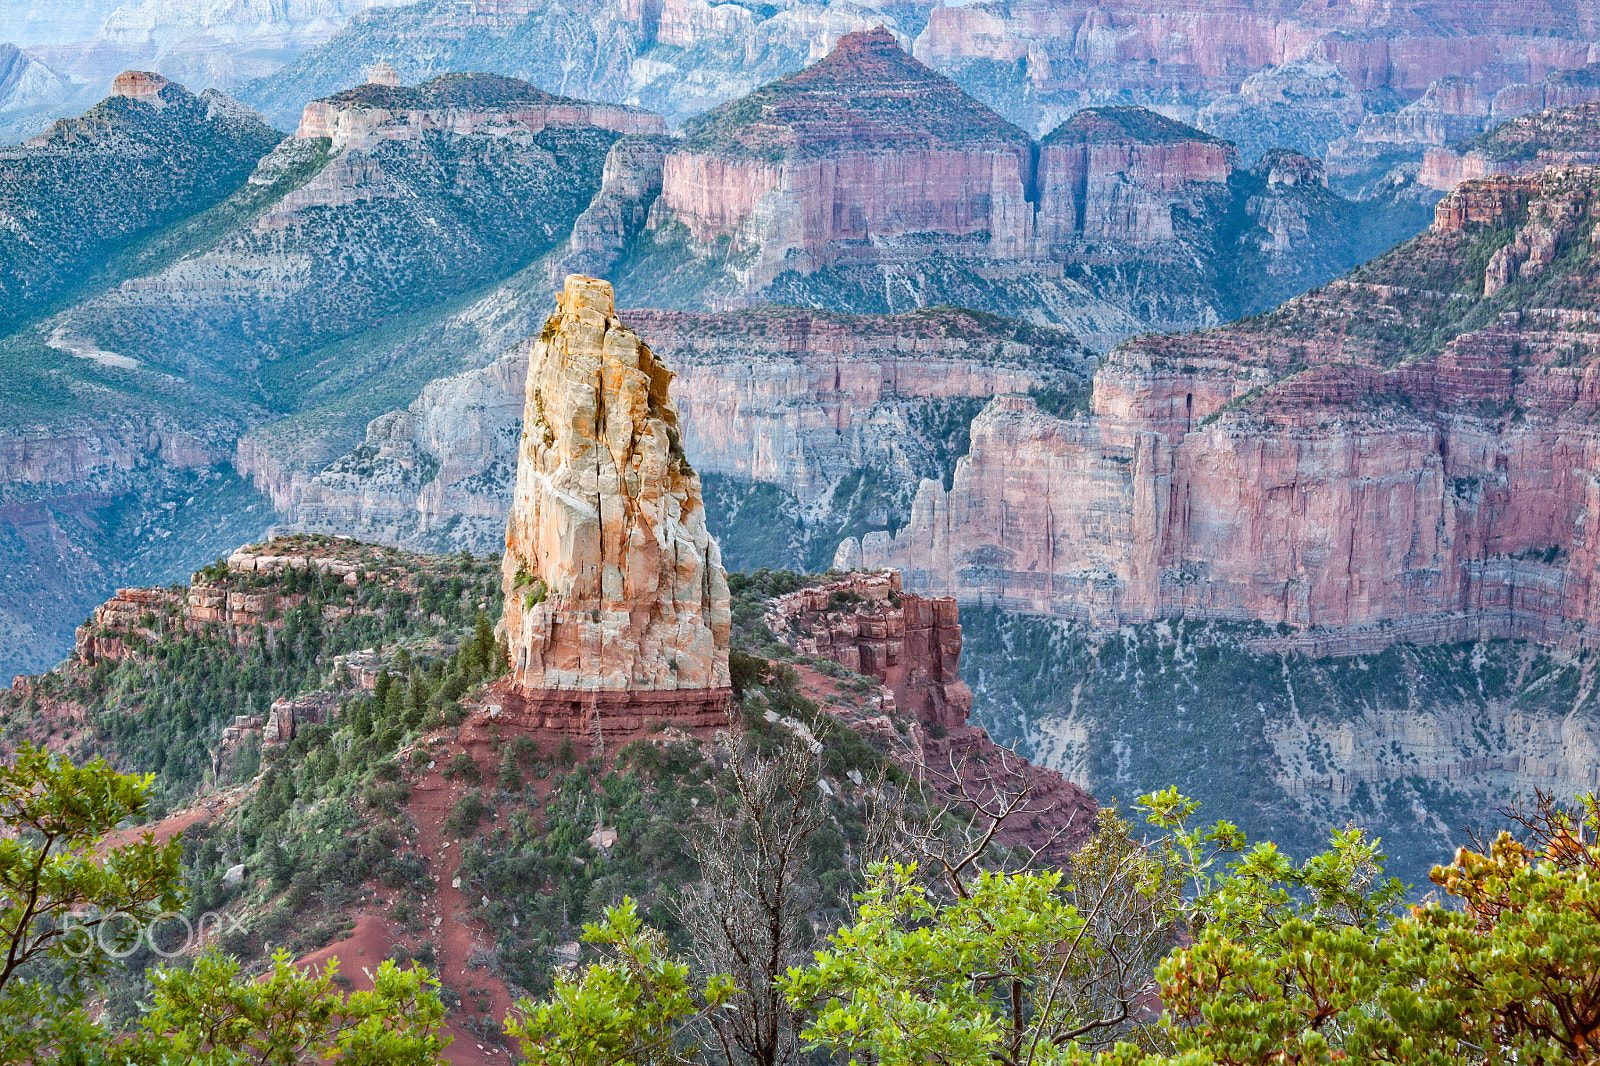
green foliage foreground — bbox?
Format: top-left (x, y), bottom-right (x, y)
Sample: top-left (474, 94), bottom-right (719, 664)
top-left (0, 745), bottom-right (451, 1065)
top-left (2, 743), bottom-right (1595, 1066)
top-left (515, 787), bottom-right (1600, 1066)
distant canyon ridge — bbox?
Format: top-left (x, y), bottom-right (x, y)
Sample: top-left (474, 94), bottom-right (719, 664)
top-left (7, 0), bottom-right (1600, 185)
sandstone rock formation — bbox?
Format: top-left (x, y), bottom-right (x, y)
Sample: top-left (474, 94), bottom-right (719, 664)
top-left (762, 569), bottom-right (1097, 852)
top-left (650, 27), bottom-right (1037, 295)
top-left (1421, 101), bottom-right (1600, 191)
top-left (619, 33), bottom-right (1435, 344)
top-left (497, 276), bottom-right (732, 730)
top-left (284, 305), bottom-right (1091, 569)
top-left (764, 569), bottom-right (971, 730)
top-left (846, 162), bottom-right (1600, 659)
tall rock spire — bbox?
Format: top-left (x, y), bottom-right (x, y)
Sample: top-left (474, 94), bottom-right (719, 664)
top-left (500, 275), bottom-right (731, 712)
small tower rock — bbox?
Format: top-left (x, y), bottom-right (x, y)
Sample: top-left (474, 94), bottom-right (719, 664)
top-left (366, 60), bottom-right (401, 87)
top-left (499, 275), bottom-right (732, 730)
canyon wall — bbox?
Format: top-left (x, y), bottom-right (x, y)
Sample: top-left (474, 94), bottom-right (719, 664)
top-left (232, 0), bottom-right (1600, 162)
top-left (647, 28), bottom-right (1038, 294)
top-left (847, 163), bottom-right (1600, 658)
top-left (1421, 100), bottom-right (1600, 190)
top-left (294, 72), bottom-right (665, 148)
top-left (961, 608), bottom-right (1600, 885)
top-left (623, 31), bottom-right (1436, 344)
top-left (1035, 110), bottom-right (1234, 248)
top-left (915, 0), bottom-right (1600, 164)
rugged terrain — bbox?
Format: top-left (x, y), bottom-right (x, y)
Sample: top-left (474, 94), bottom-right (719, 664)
top-left (234, 0), bottom-right (1600, 179)
top-left (0, 535), bottom-right (1090, 1060)
top-left (280, 304), bottom-right (1094, 571)
top-left (851, 163), bottom-right (1600, 646)
top-left (607, 31), bottom-right (1438, 342)
top-left (0, 70), bottom-right (281, 331)
top-left (0, 0), bottom-right (411, 141)
top-left (1422, 100), bottom-right (1600, 189)
top-left (831, 157), bottom-right (1600, 878)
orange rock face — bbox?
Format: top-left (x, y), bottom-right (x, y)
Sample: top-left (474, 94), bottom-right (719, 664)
top-left (110, 70), bottom-right (172, 102)
top-left (764, 569), bottom-right (1097, 851)
top-left (499, 275), bottom-right (732, 710)
top-left (846, 164), bottom-right (1600, 656)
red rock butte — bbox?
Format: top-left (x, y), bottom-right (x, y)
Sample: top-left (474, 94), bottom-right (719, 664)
top-left (497, 275), bottom-right (733, 735)
top-left (111, 71), bottom-right (172, 101)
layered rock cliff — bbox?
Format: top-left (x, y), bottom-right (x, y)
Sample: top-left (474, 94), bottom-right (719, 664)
top-left (4, 0), bottom-right (412, 141)
top-left (1328, 65), bottom-right (1600, 190)
top-left (615, 33), bottom-right (1437, 345)
top-left (239, 0), bottom-right (1600, 166)
top-left (916, 0), bottom-right (1600, 171)
top-left (1421, 101), bottom-right (1600, 190)
top-left (294, 74), bottom-right (664, 148)
top-left (961, 608), bottom-right (1600, 885)
top-left (284, 305), bottom-right (1093, 571)
top-left (497, 275), bottom-right (732, 725)
top-left (648, 27), bottom-right (1036, 295)
top-left (849, 162), bottom-right (1600, 656)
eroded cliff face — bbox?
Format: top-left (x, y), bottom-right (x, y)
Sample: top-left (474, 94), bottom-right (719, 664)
top-left (916, 0), bottom-right (1600, 174)
top-left (293, 74), bottom-right (664, 149)
top-left (646, 28), bottom-right (1038, 295)
top-left (616, 33), bottom-right (1435, 345)
top-left (961, 609), bottom-right (1600, 885)
top-left (282, 306), bottom-right (1092, 571)
top-left (849, 164), bottom-right (1600, 660)
top-left (239, 0), bottom-right (1600, 175)
top-left (498, 275), bottom-right (731, 707)
top-left (1421, 100), bottom-right (1600, 191)
top-left (764, 569), bottom-right (1098, 851)
top-left (240, 0), bottom-right (899, 132)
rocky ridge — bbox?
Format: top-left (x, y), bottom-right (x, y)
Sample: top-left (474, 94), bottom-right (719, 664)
top-left (1421, 101), bottom-right (1600, 190)
top-left (0, 70), bottom-right (281, 330)
top-left (236, 0), bottom-right (1600, 172)
top-left (497, 275), bottom-right (733, 729)
top-left (294, 72), bottom-right (665, 149)
top-left (763, 568), bottom-right (1097, 852)
top-left (52, 71), bottom-right (624, 402)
